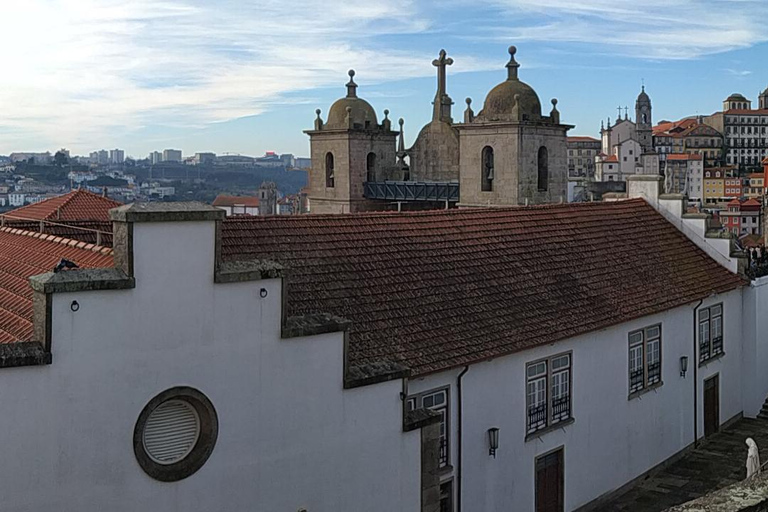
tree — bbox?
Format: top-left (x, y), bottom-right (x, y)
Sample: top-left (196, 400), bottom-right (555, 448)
top-left (54, 150), bottom-right (69, 167)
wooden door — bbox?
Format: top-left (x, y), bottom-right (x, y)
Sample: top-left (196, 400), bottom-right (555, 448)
top-left (536, 448), bottom-right (564, 512)
top-left (704, 375), bottom-right (720, 437)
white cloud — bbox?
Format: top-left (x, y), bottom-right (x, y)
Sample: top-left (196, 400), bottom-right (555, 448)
top-left (726, 68), bottom-right (752, 77)
top-left (0, 0), bottom-right (450, 153)
top-left (482, 0), bottom-right (768, 59)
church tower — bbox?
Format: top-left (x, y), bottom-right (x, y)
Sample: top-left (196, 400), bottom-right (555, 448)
top-left (305, 71), bottom-right (398, 214)
top-left (635, 86), bottom-right (653, 152)
top-left (759, 86), bottom-right (768, 110)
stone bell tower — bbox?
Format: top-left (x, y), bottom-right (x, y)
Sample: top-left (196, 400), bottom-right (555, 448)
top-left (304, 70), bottom-right (399, 214)
top-left (635, 85), bottom-right (653, 152)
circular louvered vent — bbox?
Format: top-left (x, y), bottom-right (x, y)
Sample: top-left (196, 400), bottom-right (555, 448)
top-left (143, 400), bottom-right (200, 465)
top-left (134, 387), bottom-right (218, 482)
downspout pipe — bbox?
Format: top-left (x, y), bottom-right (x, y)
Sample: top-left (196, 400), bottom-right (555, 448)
top-left (457, 366), bottom-right (469, 512)
top-left (693, 299), bottom-right (703, 448)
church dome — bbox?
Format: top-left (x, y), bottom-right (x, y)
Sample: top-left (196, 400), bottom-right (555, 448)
top-left (479, 47), bottom-right (541, 122)
top-left (325, 70), bottom-right (378, 130)
top-left (726, 93), bottom-right (748, 101)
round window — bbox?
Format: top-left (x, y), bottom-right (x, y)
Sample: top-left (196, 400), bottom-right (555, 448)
top-left (134, 387), bottom-right (218, 482)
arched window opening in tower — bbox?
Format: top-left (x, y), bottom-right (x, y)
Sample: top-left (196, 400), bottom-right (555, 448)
top-left (325, 152), bottom-right (335, 188)
top-left (482, 146), bottom-right (494, 192)
top-left (538, 147), bottom-right (549, 192)
top-left (366, 152), bottom-right (376, 182)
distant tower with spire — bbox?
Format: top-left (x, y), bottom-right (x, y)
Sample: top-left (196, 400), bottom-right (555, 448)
top-left (635, 84), bottom-right (653, 152)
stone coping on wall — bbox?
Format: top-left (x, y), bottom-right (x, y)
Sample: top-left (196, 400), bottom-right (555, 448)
top-left (344, 360), bottom-right (410, 390)
top-left (110, 202), bottom-right (225, 223)
top-left (404, 407), bottom-right (441, 432)
top-left (0, 342), bottom-right (51, 368)
top-left (29, 268), bottom-right (135, 294)
top-left (214, 260), bottom-right (284, 283)
top-left (281, 312), bottom-right (351, 339)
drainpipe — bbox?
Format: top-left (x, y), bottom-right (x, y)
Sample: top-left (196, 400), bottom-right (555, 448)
top-left (693, 299), bottom-right (703, 448)
top-left (456, 366), bottom-right (469, 512)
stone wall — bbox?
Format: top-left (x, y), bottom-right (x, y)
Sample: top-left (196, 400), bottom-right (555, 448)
top-left (457, 122), bottom-right (568, 207)
top-left (409, 120), bottom-right (460, 182)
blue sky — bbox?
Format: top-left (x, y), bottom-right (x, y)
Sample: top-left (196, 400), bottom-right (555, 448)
top-left (0, 0), bottom-right (767, 158)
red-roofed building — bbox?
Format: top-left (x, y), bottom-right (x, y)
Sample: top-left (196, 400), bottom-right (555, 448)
top-left (704, 92), bottom-right (768, 171)
top-left (653, 118), bottom-right (723, 168)
top-left (4, 189), bottom-right (122, 222)
top-left (1, 194), bottom-right (768, 511)
top-left (720, 197), bottom-right (763, 235)
top-left (212, 194), bottom-right (260, 216)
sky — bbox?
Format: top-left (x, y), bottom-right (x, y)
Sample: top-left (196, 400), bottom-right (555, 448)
top-left (0, 0), bottom-right (767, 159)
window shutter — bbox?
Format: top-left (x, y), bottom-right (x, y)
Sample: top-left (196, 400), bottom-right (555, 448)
top-left (143, 400), bottom-right (201, 465)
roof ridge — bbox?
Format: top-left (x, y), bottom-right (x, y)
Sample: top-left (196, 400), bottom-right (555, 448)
top-left (48, 189), bottom-right (81, 220)
top-left (0, 226), bottom-right (113, 256)
top-left (224, 199), bottom-right (646, 222)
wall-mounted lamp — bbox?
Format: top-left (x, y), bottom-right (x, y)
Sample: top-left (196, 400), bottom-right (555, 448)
top-left (259, 288), bottom-right (268, 298)
top-left (680, 355), bottom-right (689, 378)
top-left (488, 427), bottom-right (500, 458)
top-left (70, 300), bottom-right (80, 312)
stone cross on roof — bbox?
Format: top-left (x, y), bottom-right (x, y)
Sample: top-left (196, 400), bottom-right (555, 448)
top-left (432, 49), bottom-right (454, 122)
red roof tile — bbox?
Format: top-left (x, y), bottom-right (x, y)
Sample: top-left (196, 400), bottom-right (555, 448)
top-left (212, 195), bottom-right (260, 207)
top-left (667, 153), bottom-right (703, 161)
top-left (604, 155), bottom-right (619, 162)
top-left (220, 200), bottom-right (746, 376)
top-left (0, 228), bottom-right (113, 343)
top-left (5, 190), bottom-right (122, 222)
top-left (567, 136), bottom-right (600, 143)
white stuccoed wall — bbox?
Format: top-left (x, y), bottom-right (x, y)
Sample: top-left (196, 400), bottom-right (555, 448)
top-left (0, 220), bottom-right (420, 511)
top-left (741, 276), bottom-right (768, 417)
top-left (409, 291), bottom-right (743, 512)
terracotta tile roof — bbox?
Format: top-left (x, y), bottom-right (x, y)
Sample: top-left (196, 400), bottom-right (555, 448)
top-left (6, 189), bottom-right (122, 222)
top-left (1, 220), bottom-right (113, 247)
top-left (212, 195), bottom-right (260, 208)
top-left (567, 136), bottom-right (600, 143)
top-left (603, 155), bottom-right (619, 163)
top-left (0, 228), bottom-right (113, 343)
top-left (219, 200), bottom-right (746, 376)
top-left (723, 109), bottom-right (768, 115)
top-left (667, 153), bottom-right (703, 161)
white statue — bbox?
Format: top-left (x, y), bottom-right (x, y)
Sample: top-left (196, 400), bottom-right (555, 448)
top-left (747, 437), bottom-right (761, 478)
top-left (664, 164), bottom-right (673, 194)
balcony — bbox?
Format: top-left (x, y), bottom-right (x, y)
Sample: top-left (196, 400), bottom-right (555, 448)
top-left (364, 181), bottom-right (460, 203)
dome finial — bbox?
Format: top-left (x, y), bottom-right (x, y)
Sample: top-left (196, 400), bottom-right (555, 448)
top-left (346, 69), bottom-right (358, 98)
top-left (506, 45), bottom-right (519, 81)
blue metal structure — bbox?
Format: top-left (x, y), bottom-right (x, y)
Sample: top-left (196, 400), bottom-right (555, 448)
top-left (363, 181), bottom-right (460, 203)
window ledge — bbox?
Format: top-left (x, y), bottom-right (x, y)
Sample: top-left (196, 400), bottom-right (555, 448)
top-left (525, 417), bottom-right (574, 442)
top-left (438, 464), bottom-right (454, 476)
top-left (628, 381), bottom-right (664, 401)
top-left (699, 351), bottom-right (725, 367)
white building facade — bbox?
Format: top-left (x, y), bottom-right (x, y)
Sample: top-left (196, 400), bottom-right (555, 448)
top-left (0, 204), bottom-right (432, 511)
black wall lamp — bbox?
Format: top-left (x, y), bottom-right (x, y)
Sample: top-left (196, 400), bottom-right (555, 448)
top-left (488, 427), bottom-right (500, 458)
top-left (680, 355), bottom-right (689, 378)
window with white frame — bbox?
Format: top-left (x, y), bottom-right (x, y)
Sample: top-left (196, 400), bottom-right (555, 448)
top-left (629, 325), bottom-right (662, 395)
top-left (699, 304), bottom-right (723, 363)
top-left (526, 353), bottom-right (571, 436)
top-left (407, 388), bottom-right (449, 467)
